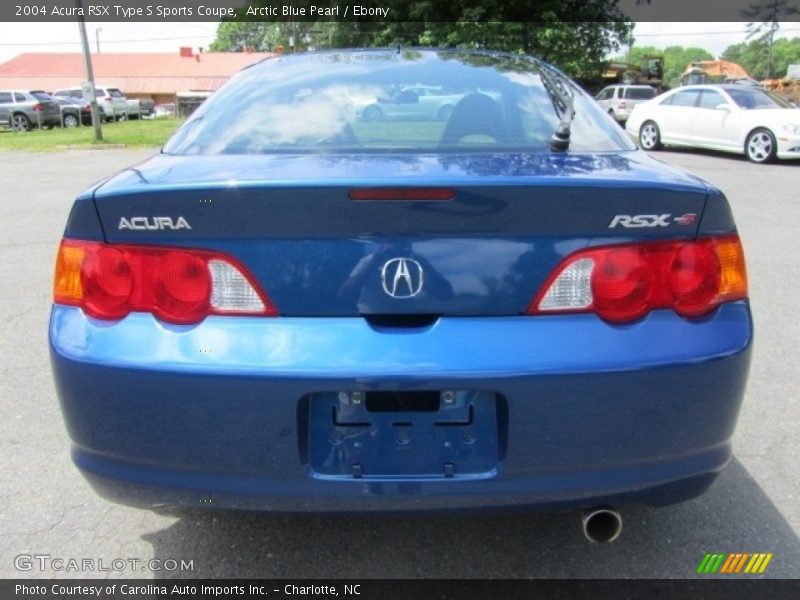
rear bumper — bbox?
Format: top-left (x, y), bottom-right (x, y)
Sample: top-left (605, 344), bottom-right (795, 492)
top-left (50, 302), bottom-right (752, 512)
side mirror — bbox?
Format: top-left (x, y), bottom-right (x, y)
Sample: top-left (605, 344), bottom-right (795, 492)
top-left (716, 103), bottom-right (731, 112)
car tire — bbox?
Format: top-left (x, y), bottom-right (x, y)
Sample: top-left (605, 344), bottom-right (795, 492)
top-left (363, 105), bottom-right (382, 122)
top-left (63, 114), bottom-right (79, 128)
top-left (438, 105), bottom-right (454, 121)
top-left (639, 121), bottom-right (662, 151)
top-left (12, 113), bottom-right (31, 132)
top-left (745, 128), bottom-right (776, 164)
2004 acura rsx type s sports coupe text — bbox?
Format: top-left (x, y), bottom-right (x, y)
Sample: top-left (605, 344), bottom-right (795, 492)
top-left (49, 50), bottom-right (752, 541)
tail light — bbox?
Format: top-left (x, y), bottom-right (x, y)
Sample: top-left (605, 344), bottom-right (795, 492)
top-left (32, 103), bottom-right (44, 112)
top-left (529, 236), bottom-right (747, 323)
top-left (53, 240), bottom-right (276, 324)
top-left (618, 101), bottom-right (627, 109)
top-left (104, 96), bottom-right (112, 101)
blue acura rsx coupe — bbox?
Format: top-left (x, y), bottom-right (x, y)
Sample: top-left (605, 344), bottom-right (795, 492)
top-left (50, 49), bottom-right (751, 540)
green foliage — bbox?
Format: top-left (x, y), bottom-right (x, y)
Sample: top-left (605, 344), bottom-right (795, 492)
top-left (208, 1), bottom-right (633, 79)
top-left (723, 37), bottom-right (800, 79)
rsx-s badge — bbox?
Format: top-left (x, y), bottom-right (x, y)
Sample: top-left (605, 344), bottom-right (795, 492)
top-left (608, 213), bottom-right (697, 228)
top-left (118, 216), bottom-right (192, 230)
top-left (381, 258), bottom-right (424, 298)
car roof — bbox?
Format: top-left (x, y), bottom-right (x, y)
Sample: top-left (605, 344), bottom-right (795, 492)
top-left (676, 84), bottom-right (764, 91)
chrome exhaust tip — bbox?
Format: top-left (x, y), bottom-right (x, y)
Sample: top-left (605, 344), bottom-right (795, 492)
top-left (581, 507), bottom-right (623, 543)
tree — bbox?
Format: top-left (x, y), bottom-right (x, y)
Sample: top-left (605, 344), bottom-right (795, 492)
top-left (742, 0), bottom-right (800, 78)
top-left (723, 36), bottom-right (800, 79)
top-left (209, 0), bottom-right (634, 79)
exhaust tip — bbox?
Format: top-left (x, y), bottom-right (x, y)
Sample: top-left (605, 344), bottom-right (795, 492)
top-left (582, 507), bottom-right (622, 543)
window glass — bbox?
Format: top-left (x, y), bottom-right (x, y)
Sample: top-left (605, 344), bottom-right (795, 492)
top-left (164, 51), bottom-right (635, 155)
top-left (14, 93), bottom-right (27, 102)
top-left (668, 90), bottom-right (700, 107)
top-left (624, 88), bottom-right (656, 100)
top-left (727, 88), bottom-right (794, 109)
top-left (698, 90), bottom-right (725, 109)
top-left (0, 92), bottom-right (13, 103)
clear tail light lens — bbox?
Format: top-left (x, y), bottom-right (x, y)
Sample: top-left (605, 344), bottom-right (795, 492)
top-left (529, 236), bottom-right (747, 323)
top-left (54, 240), bottom-right (276, 324)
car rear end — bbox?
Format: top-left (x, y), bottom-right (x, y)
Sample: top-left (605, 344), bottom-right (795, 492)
top-left (29, 91), bottom-right (61, 127)
top-left (49, 50), bottom-right (752, 513)
top-left (614, 86), bottom-right (657, 122)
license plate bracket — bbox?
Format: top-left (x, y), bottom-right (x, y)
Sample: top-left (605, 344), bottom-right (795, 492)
top-left (307, 390), bottom-right (499, 479)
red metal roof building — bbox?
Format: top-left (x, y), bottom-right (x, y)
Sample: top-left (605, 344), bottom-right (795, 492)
top-left (0, 50), bottom-right (275, 103)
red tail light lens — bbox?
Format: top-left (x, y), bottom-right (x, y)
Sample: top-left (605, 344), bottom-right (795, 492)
top-left (54, 240), bottom-right (276, 324)
top-left (81, 246), bottom-right (134, 320)
top-left (153, 252), bottom-right (212, 324)
top-left (592, 247), bottom-right (654, 322)
top-left (32, 103), bottom-right (44, 112)
top-left (530, 236), bottom-right (747, 323)
top-left (668, 241), bottom-right (721, 317)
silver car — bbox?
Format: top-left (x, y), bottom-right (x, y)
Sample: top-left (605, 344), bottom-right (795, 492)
top-left (358, 85), bottom-right (466, 122)
top-left (0, 89), bottom-right (61, 131)
top-left (52, 85), bottom-right (127, 122)
top-left (595, 85), bottom-right (656, 122)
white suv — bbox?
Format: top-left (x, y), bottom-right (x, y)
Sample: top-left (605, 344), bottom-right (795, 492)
top-left (595, 85), bottom-right (656, 122)
top-left (52, 85), bottom-right (127, 122)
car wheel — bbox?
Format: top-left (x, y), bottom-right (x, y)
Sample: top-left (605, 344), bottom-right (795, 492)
top-left (745, 128), bottom-right (776, 164)
top-left (438, 105), bottom-right (454, 121)
top-left (639, 121), bottom-right (662, 151)
top-left (363, 105), bottom-right (382, 122)
top-left (63, 114), bottom-right (79, 128)
top-left (12, 113), bottom-right (31, 132)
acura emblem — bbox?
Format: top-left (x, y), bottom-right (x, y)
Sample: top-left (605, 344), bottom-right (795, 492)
top-left (381, 258), bottom-right (424, 299)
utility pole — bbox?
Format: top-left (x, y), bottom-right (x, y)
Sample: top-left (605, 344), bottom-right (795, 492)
top-left (76, 0), bottom-right (102, 141)
top-left (95, 27), bottom-right (102, 53)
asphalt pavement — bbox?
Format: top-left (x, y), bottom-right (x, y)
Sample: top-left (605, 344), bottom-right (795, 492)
top-left (0, 147), bottom-right (797, 579)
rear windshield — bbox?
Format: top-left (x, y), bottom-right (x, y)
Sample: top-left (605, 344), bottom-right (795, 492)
top-left (107, 88), bottom-right (125, 98)
top-left (726, 88), bottom-right (794, 109)
top-left (32, 92), bottom-right (52, 102)
top-left (164, 50), bottom-right (634, 155)
top-left (624, 88), bottom-right (655, 100)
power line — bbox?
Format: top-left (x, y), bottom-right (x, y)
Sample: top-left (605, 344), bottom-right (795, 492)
top-left (635, 27), bottom-right (800, 37)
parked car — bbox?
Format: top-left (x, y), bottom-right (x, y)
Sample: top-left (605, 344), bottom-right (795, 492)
top-left (124, 97), bottom-right (156, 119)
top-left (357, 85), bottom-right (466, 121)
top-left (142, 103), bottom-right (176, 119)
top-left (0, 89), bottom-right (60, 131)
top-left (595, 85), bottom-right (656, 122)
top-left (50, 50), bottom-right (752, 541)
top-left (52, 85), bottom-right (126, 122)
top-left (627, 84), bottom-right (800, 163)
top-left (53, 97), bottom-right (92, 127)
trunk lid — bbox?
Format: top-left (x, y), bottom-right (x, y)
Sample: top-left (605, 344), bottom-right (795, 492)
top-left (91, 152), bottom-right (709, 316)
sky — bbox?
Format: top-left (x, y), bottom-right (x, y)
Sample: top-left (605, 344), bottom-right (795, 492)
top-left (0, 21), bottom-right (798, 65)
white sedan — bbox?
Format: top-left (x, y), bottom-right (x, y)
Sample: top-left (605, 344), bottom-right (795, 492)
top-left (626, 84), bottom-right (800, 163)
